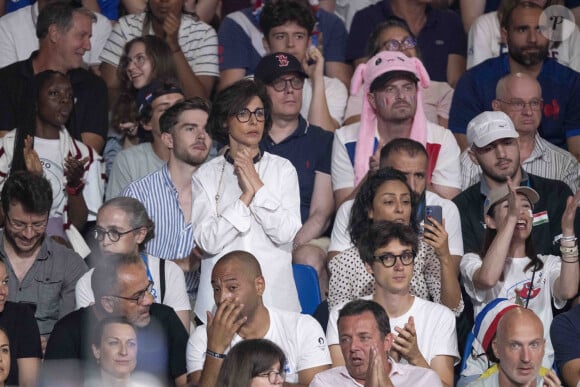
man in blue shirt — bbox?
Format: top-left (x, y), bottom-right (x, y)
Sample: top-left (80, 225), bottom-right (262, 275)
top-left (449, 1), bottom-right (580, 159)
top-left (255, 52), bottom-right (334, 296)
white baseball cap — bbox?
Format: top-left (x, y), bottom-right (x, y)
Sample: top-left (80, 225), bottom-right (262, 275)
top-left (467, 111), bottom-right (519, 148)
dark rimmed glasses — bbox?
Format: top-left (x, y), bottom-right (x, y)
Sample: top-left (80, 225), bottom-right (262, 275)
top-left (93, 227), bottom-right (141, 242)
top-left (373, 251), bottom-right (415, 268)
top-left (254, 370), bottom-right (285, 384)
top-left (233, 108), bottom-right (266, 123)
top-left (109, 281), bottom-right (154, 304)
top-left (271, 76), bottom-right (304, 92)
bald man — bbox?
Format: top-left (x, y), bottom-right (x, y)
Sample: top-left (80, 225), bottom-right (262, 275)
top-left (186, 250), bottom-right (331, 387)
top-left (460, 72), bottom-right (579, 191)
top-left (468, 308), bottom-right (560, 387)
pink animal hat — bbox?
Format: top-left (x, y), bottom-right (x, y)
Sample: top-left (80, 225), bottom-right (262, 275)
top-left (351, 51), bottom-right (430, 186)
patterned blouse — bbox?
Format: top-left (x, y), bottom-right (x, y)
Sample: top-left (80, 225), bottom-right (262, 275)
top-left (328, 240), bottom-right (464, 316)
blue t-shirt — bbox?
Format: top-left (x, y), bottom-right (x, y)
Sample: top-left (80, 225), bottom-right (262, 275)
top-left (260, 116), bottom-right (332, 223)
top-left (217, 7), bottom-right (347, 75)
top-left (346, 1), bottom-right (466, 83)
top-left (449, 54), bottom-right (580, 149)
top-left (4, 0), bottom-right (31, 14)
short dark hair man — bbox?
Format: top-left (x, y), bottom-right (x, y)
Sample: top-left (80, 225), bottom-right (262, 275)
top-left (0, 2), bottom-right (108, 153)
top-left (121, 97), bottom-right (212, 299)
top-left (217, 0), bottom-right (350, 91)
top-left (449, 2), bottom-right (580, 159)
top-left (45, 253), bottom-right (189, 386)
top-left (255, 52), bottom-right (334, 295)
top-left (0, 172), bottom-right (87, 350)
top-left (326, 222), bottom-right (459, 386)
top-left (332, 50), bottom-right (461, 208)
top-left (312, 299), bottom-right (442, 386)
top-left (106, 81), bottom-right (185, 200)
top-left (186, 250), bottom-right (331, 387)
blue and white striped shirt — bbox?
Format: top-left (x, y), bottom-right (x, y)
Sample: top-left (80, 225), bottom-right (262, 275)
top-left (121, 164), bottom-right (199, 294)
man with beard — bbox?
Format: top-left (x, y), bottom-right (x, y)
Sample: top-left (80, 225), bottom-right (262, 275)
top-left (106, 81), bottom-right (185, 200)
top-left (449, 1), bottom-right (580, 160)
top-left (453, 110), bottom-right (580, 257)
top-left (460, 73), bottom-right (579, 192)
top-left (121, 98), bottom-right (212, 301)
top-left (0, 172), bottom-right (87, 350)
top-left (331, 51), bottom-right (461, 209)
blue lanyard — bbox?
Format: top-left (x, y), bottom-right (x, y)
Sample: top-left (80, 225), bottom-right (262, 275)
top-left (140, 252), bottom-right (158, 300)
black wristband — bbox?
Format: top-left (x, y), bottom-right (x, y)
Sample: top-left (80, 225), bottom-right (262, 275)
top-left (206, 349), bottom-right (226, 359)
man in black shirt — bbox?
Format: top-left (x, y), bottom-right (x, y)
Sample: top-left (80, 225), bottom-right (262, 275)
top-left (44, 253), bottom-right (188, 386)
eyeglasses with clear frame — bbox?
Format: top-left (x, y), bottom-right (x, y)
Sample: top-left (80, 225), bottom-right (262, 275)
top-left (93, 227), bottom-right (141, 242)
top-left (233, 108), bottom-right (266, 123)
top-left (110, 281), bottom-right (154, 304)
top-left (126, 53), bottom-right (148, 68)
top-left (373, 251), bottom-right (415, 268)
top-left (5, 214), bottom-right (48, 232)
top-left (255, 370), bottom-right (285, 384)
top-left (383, 36), bottom-right (417, 52)
top-left (271, 76), bottom-right (304, 92)
top-left (496, 99), bottom-right (543, 111)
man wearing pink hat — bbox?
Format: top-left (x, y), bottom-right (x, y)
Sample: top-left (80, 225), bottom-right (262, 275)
top-left (331, 51), bottom-right (461, 210)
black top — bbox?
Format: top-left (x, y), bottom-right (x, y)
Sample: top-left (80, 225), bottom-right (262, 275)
top-left (0, 51), bottom-right (108, 142)
top-left (44, 304), bottom-right (188, 385)
top-left (0, 301), bottom-right (42, 386)
top-left (453, 173), bottom-right (579, 256)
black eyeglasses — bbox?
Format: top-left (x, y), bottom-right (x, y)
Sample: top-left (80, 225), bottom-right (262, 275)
top-left (233, 108), bottom-right (266, 123)
top-left (496, 99), bottom-right (543, 111)
top-left (93, 227), bottom-right (141, 242)
top-left (255, 370), bottom-right (285, 384)
top-left (271, 76), bottom-right (304, 92)
top-left (374, 251), bottom-right (415, 268)
top-left (383, 37), bottom-right (417, 52)
top-left (110, 281), bottom-right (154, 304)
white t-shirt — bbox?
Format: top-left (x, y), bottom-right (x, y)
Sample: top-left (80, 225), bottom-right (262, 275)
top-left (327, 295), bottom-right (459, 366)
top-left (328, 191), bottom-right (463, 257)
top-left (460, 253), bottom-right (565, 369)
top-left (75, 254), bottom-right (191, 312)
top-left (331, 121), bottom-right (461, 192)
top-left (186, 307), bottom-right (331, 382)
top-left (301, 76), bottom-right (347, 125)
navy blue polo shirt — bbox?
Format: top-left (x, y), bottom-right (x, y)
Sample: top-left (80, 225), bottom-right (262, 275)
top-left (346, 1), bottom-right (466, 82)
top-left (260, 116), bottom-right (333, 223)
top-left (449, 54), bottom-right (580, 149)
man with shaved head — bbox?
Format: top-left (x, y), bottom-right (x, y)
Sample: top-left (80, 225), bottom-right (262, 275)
top-left (468, 308), bottom-right (561, 387)
top-left (460, 72), bottom-right (579, 191)
top-left (186, 250), bottom-right (331, 387)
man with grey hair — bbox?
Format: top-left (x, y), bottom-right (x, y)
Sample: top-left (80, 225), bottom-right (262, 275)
top-left (460, 73), bottom-right (579, 191)
top-left (0, 1), bottom-right (108, 153)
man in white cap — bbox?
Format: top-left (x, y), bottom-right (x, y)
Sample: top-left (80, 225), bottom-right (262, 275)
top-left (460, 73), bottom-right (579, 192)
top-left (453, 110), bottom-right (580, 258)
top-left (331, 51), bottom-right (461, 209)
